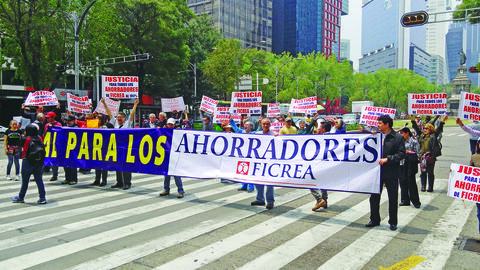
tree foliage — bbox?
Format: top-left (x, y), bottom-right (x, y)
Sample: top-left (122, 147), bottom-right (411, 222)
top-left (454, 0), bottom-right (480, 24)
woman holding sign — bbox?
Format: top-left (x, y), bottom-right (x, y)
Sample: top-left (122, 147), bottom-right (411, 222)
top-left (411, 115), bottom-right (446, 192)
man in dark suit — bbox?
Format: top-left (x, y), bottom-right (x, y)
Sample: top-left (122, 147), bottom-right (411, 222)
top-left (142, 113), bottom-right (158, 128)
top-left (366, 114), bottom-right (406, 231)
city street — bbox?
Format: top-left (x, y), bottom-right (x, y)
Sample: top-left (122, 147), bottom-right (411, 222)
top-left (0, 126), bottom-right (479, 269)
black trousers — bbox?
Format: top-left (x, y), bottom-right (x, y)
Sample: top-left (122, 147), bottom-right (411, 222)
top-left (115, 171), bottom-right (131, 186)
top-left (399, 165), bottom-right (420, 206)
top-left (64, 167), bottom-right (78, 182)
top-left (369, 176), bottom-right (398, 225)
top-left (95, 169), bottom-right (108, 184)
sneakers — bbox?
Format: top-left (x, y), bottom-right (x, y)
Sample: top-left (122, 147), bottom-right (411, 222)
top-left (37, 198), bottom-right (47, 204)
top-left (159, 190), bottom-right (170, 196)
top-left (312, 199), bottom-right (327, 211)
top-left (6, 175), bottom-right (12, 180)
top-left (177, 193), bottom-right (184, 198)
top-left (14, 175), bottom-right (20, 181)
top-left (12, 196), bottom-right (24, 203)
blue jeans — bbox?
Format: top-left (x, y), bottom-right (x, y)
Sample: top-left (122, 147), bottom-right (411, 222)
top-left (7, 151), bottom-right (20, 175)
top-left (19, 159), bottom-right (46, 200)
top-left (164, 176), bottom-right (184, 193)
top-left (255, 184), bottom-right (274, 204)
top-left (241, 183), bottom-right (255, 190)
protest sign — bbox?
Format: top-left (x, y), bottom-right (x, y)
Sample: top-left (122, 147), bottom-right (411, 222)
top-left (25, 91), bottom-right (59, 106)
top-left (359, 106), bottom-right (396, 126)
top-left (267, 103), bottom-right (281, 118)
top-left (271, 121), bottom-right (285, 135)
top-left (458, 91), bottom-right (480, 121)
top-left (95, 97), bottom-right (121, 116)
top-left (448, 163), bottom-right (480, 203)
top-left (67, 93), bottom-right (91, 114)
top-left (212, 107), bottom-right (241, 124)
top-left (200, 95), bottom-right (218, 114)
top-left (45, 127), bottom-right (382, 194)
top-left (288, 97), bottom-right (317, 114)
top-left (230, 91), bottom-right (262, 114)
top-left (102, 75), bottom-right (139, 99)
top-left (161, 97), bottom-right (185, 112)
top-left (408, 93), bottom-right (447, 115)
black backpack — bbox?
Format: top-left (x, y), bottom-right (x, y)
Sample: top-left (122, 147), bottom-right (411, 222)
top-left (431, 135), bottom-right (442, 158)
top-left (26, 137), bottom-right (46, 166)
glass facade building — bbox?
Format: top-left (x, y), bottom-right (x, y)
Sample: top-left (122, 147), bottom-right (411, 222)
top-left (272, 0), bottom-right (345, 57)
top-left (186, 0), bottom-right (272, 51)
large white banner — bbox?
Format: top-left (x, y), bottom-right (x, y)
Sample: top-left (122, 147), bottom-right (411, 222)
top-left (169, 131), bottom-right (382, 193)
top-left (25, 91), bottom-right (59, 106)
top-left (67, 93), bottom-right (91, 114)
top-left (458, 91), bottom-right (480, 121)
top-left (289, 97), bottom-right (317, 114)
top-left (161, 97), bottom-right (185, 112)
top-left (230, 91), bottom-right (262, 114)
top-left (408, 93), bottom-right (447, 115)
top-left (95, 97), bottom-right (121, 116)
top-left (200, 95), bottom-right (218, 114)
top-left (448, 163), bottom-right (480, 203)
top-left (359, 106), bottom-right (396, 126)
top-left (102, 76), bottom-right (139, 99)
top-left (267, 103), bottom-right (281, 118)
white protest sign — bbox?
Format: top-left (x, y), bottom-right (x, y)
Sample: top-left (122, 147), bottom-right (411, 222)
top-left (288, 97), bottom-right (317, 114)
top-left (458, 91), bottom-right (480, 121)
top-left (161, 97), bottom-right (185, 112)
top-left (213, 107), bottom-right (241, 124)
top-left (25, 91), bottom-right (59, 106)
top-left (67, 93), bottom-right (91, 114)
top-left (95, 97), bottom-right (121, 116)
top-left (102, 75), bottom-right (139, 99)
top-left (267, 103), bottom-right (281, 118)
top-left (230, 91), bottom-right (262, 114)
top-left (408, 93), bottom-right (447, 115)
top-left (271, 121), bottom-right (286, 135)
top-left (200, 95), bottom-right (218, 114)
top-left (448, 163), bottom-right (480, 204)
top-left (359, 106), bottom-right (396, 126)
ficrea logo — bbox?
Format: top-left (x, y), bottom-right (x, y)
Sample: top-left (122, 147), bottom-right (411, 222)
top-left (236, 161), bottom-right (250, 175)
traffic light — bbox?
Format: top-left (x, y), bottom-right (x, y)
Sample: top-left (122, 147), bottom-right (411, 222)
top-left (401, 11), bottom-right (429, 27)
top-left (469, 66), bottom-right (480, 73)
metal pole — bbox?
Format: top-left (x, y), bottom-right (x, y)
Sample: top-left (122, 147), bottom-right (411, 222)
top-left (193, 63), bottom-right (197, 97)
top-left (257, 72), bottom-right (259, 91)
top-left (275, 67), bottom-right (278, 103)
top-left (296, 77), bottom-right (299, 99)
top-left (75, 20), bottom-right (79, 93)
top-left (96, 57), bottom-right (99, 101)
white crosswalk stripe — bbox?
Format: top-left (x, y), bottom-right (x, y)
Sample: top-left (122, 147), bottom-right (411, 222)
top-left (0, 171), bottom-right (477, 269)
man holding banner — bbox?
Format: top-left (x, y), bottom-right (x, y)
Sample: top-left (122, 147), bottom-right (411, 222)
top-left (103, 98), bottom-right (139, 190)
top-left (366, 115), bottom-right (405, 231)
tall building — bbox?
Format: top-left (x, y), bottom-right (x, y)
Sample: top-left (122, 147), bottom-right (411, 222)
top-left (272, 0), bottom-right (348, 57)
top-left (340, 39), bottom-right (350, 60)
top-left (359, 0), bottom-right (430, 79)
top-left (445, 21), bottom-right (480, 87)
top-left (186, 0), bottom-right (272, 51)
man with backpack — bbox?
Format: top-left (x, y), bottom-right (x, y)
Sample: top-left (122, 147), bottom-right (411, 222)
top-left (12, 124), bottom-right (47, 204)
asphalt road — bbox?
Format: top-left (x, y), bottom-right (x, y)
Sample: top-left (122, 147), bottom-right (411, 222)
top-left (0, 126), bottom-right (479, 269)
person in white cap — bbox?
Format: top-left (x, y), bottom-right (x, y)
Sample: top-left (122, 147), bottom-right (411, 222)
top-left (159, 118), bottom-right (185, 198)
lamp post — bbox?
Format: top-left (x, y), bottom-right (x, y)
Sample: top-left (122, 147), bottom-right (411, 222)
top-left (252, 58), bottom-right (304, 102)
top-left (236, 40), bottom-right (266, 91)
top-left (281, 70), bottom-right (320, 99)
top-left (327, 82), bottom-right (353, 113)
top-left (60, 1), bottom-right (97, 93)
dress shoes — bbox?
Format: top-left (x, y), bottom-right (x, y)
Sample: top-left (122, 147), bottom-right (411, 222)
top-left (413, 203), bottom-right (421, 208)
top-left (159, 190), bottom-right (170, 196)
top-left (177, 193), bottom-right (184, 198)
top-left (390, 224), bottom-right (397, 231)
top-left (111, 184), bottom-right (123, 189)
top-left (50, 176), bottom-right (58, 182)
top-left (420, 186), bottom-right (426, 192)
top-left (99, 182), bottom-right (107, 187)
top-left (399, 201), bottom-right (410, 206)
top-left (266, 203), bottom-right (274, 210)
top-left (426, 189), bottom-right (433, 192)
top-left (61, 180), bottom-right (69, 185)
top-left (89, 181), bottom-right (100, 186)
top-left (238, 188), bottom-right (248, 191)
top-left (68, 181), bottom-right (77, 185)
top-left (365, 221), bottom-right (380, 228)
top-left (123, 185), bottom-right (131, 190)
top-left (251, 200), bottom-right (266, 206)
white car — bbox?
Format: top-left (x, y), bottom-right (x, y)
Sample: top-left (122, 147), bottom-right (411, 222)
top-left (0, 125), bottom-right (7, 137)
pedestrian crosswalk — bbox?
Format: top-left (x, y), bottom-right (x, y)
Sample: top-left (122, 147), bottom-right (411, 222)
top-left (0, 171), bottom-right (478, 269)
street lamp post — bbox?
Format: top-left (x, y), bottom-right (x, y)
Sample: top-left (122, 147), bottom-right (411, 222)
top-left (252, 58), bottom-right (304, 102)
top-left (236, 40), bottom-right (266, 92)
top-left (281, 70), bottom-right (320, 99)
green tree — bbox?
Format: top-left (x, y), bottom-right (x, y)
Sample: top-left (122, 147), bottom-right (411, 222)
top-left (454, 0), bottom-right (480, 24)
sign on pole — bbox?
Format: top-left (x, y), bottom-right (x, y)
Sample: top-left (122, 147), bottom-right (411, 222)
top-left (408, 93), bottom-right (447, 115)
top-left (230, 91), bottom-right (262, 114)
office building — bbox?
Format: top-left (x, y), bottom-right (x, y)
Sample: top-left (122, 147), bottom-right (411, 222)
top-left (186, 0), bottom-right (272, 51)
top-left (272, 0), bottom-right (348, 58)
top-left (340, 39), bottom-right (350, 61)
top-left (359, 0), bottom-right (429, 79)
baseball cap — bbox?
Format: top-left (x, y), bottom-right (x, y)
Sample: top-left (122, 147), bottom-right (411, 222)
top-left (46, 112), bottom-right (56, 118)
top-left (285, 117), bottom-right (292, 122)
top-left (167, 118), bottom-right (176, 125)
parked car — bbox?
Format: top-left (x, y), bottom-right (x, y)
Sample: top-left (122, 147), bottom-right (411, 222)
top-left (342, 113), bottom-right (360, 125)
top-left (0, 125), bottom-right (7, 137)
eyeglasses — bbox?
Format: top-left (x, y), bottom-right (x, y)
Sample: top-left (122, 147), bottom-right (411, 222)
top-left (423, 127), bottom-right (429, 130)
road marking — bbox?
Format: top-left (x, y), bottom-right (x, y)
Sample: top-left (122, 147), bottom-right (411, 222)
top-left (0, 187), bottom-right (305, 269)
top-left (66, 189), bottom-right (308, 270)
top-left (317, 179), bottom-right (448, 270)
top-left (378, 255), bottom-right (425, 270)
top-left (155, 191), bottom-right (354, 270)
